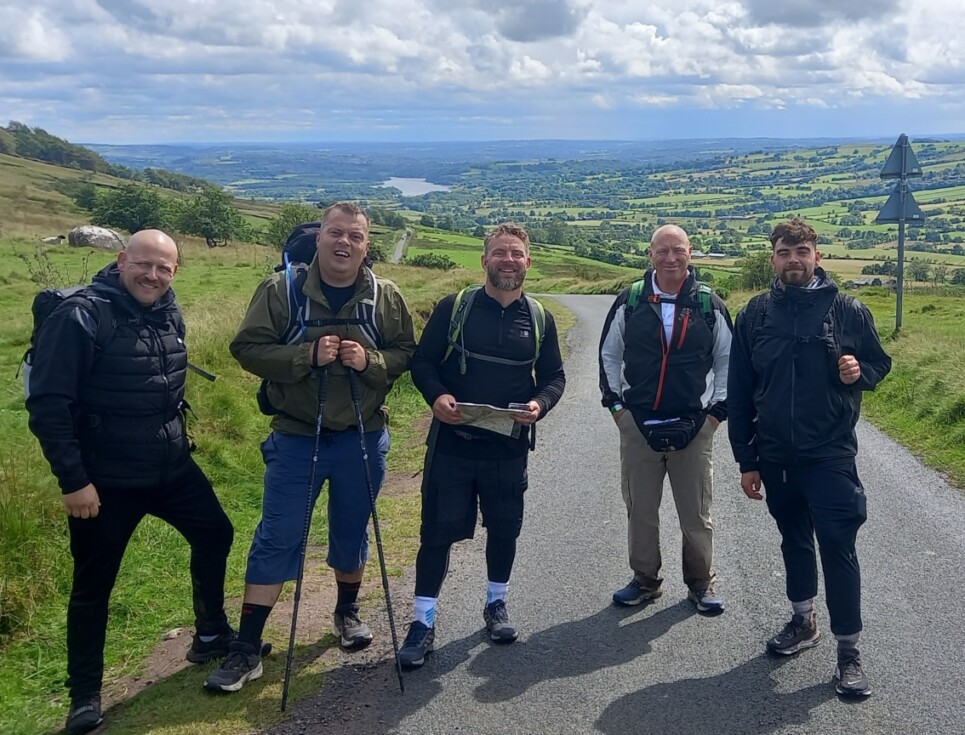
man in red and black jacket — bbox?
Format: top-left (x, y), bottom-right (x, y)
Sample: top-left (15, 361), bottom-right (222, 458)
top-left (599, 224), bottom-right (732, 614)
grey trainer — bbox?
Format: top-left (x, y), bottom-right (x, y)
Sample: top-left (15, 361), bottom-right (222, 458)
top-left (483, 600), bottom-right (518, 643)
top-left (766, 614), bottom-right (821, 655)
top-left (203, 641), bottom-right (263, 692)
top-left (398, 621), bottom-right (435, 669)
top-left (333, 603), bottom-right (373, 650)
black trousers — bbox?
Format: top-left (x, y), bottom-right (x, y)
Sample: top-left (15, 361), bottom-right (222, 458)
top-left (65, 458), bottom-right (233, 699)
top-left (760, 459), bottom-right (867, 636)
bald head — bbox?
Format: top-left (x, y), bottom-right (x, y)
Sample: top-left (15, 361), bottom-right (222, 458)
top-left (117, 229), bottom-right (179, 306)
top-left (650, 224), bottom-right (691, 249)
top-left (649, 224), bottom-right (692, 291)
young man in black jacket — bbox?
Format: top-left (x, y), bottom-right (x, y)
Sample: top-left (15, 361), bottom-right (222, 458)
top-left (728, 218), bottom-right (892, 698)
top-left (26, 230), bottom-right (234, 734)
top-left (397, 223), bottom-right (565, 668)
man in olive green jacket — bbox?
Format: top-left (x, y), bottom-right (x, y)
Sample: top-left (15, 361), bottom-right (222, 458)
top-left (205, 202), bottom-right (416, 693)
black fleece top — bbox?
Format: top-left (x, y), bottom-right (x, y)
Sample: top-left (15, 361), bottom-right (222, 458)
top-left (411, 288), bottom-right (566, 458)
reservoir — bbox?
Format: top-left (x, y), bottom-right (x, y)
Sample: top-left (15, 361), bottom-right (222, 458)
top-left (380, 177), bottom-right (451, 196)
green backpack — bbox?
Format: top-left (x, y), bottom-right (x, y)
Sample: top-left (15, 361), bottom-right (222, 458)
top-left (443, 284), bottom-right (546, 375)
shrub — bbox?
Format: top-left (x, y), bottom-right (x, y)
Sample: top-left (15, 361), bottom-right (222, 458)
top-left (404, 252), bottom-right (457, 270)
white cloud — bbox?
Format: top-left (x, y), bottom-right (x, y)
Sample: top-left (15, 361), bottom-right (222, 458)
top-left (2, 0), bottom-right (963, 141)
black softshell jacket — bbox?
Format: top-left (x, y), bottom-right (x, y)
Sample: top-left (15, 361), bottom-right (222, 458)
top-left (727, 272), bottom-right (892, 472)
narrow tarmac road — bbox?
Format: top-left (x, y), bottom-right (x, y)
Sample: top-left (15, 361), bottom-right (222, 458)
top-left (272, 294), bottom-right (965, 735)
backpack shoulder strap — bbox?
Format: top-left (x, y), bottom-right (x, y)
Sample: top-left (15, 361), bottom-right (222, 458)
top-left (444, 285), bottom-right (482, 365)
top-left (695, 283), bottom-right (715, 331)
top-left (59, 289), bottom-right (116, 351)
top-left (280, 264), bottom-right (311, 345)
top-left (744, 293), bottom-right (770, 342)
top-left (625, 279), bottom-right (646, 319)
top-left (525, 295), bottom-right (546, 356)
top-left (827, 293), bottom-right (856, 354)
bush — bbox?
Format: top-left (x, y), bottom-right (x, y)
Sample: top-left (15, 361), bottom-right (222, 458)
top-left (404, 252), bottom-right (457, 270)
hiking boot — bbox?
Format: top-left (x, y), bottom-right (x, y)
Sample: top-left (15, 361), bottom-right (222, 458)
top-left (834, 647), bottom-right (872, 698)
top-left (687, 585), bottom-right (725, 614)
top-left (398, 621), bottom-right (435, 669)
top-left (185, 628), bottom-right (236, 664)
top-left (203, 641), bottom-right (263, 692)
top-left (333, 603), bottom-right (373, 650)
top-left (66, 694), bottom-right (103, 735)
top-left (483, 599), bottom-right (519, 643)
top-left (766, 614), bottom-right (821, 655)
top-left (612, 578), bottom-right (663, 607)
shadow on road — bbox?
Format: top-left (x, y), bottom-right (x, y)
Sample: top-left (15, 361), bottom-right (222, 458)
top-left (468, 600), bottom-right (694, 703)
top-left (596, 654), bottom-right (834, 735)
top-left (267, 628), bottom-right (483, 735)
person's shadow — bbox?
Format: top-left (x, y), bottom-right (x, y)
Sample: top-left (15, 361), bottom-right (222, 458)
top-left (469, 601), bottom-right (694, 703)
top-left (596, 654), bottom-right (835, 735)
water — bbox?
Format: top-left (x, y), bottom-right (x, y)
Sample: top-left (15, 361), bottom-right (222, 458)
top-left (379, 177), bottom-right (451, 196)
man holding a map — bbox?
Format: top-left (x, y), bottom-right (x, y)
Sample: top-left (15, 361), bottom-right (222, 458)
top-left (398, 223), bottom-right (565, 668)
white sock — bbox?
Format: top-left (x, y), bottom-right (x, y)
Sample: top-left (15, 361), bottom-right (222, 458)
top-left (791, 599), bottom-right (815, 618)
top-left (487, 581), bottom-right (509, 605)
top-left (414, 596), bottom-right (437, 628)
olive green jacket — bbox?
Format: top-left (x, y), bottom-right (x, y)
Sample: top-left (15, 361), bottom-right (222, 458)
top-left (230, 259), bottom-right (416, 435)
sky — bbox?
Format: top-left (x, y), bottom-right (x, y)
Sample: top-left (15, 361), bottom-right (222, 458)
top-left (1, 0), bottom-right (964, 144)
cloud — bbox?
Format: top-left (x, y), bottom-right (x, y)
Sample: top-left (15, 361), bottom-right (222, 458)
top-left (2, 0), bottom-right (963, 142)
top-left (740, 0), bottom-right (900, 27)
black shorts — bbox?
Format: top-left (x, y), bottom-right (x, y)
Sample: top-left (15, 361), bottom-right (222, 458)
top-left (420, 451), bottom-right (528, 546)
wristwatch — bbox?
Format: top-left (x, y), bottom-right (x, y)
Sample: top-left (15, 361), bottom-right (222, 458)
top-left (609, 403), bottom-right (624, 415)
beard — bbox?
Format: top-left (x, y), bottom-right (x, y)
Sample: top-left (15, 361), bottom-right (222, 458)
top-left (779, 266), bottom-right (812, 286)
top-left (487, 263), bottom-right (526, 291)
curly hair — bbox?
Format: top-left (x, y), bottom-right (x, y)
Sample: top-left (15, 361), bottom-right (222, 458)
top-left (769, 218), bottom-right (816, 248)
top-left (484, 223), bottom-right (530, 253)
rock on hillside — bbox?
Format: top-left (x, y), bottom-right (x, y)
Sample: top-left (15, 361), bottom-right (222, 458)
top-left (68, 225), bottom-right (125, 251)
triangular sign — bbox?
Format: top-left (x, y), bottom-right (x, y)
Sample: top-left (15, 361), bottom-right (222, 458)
top-left (880, 134), bottom-right (923, 179)
top-left (876, 187), bottom-right (925, 224)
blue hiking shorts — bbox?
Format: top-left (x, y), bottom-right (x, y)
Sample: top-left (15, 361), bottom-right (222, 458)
top-left (245, 429), bottom-right (389, 583)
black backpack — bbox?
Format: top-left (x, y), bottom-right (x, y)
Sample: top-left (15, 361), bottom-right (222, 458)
top-left (21, 287), bottom-right (214, 400)
top-left (255, 222), bottom-right (382, 415)
top-left (21, 287), bottom-right (114, 400)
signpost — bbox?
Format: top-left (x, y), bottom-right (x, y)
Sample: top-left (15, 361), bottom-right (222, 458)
top-left (875, 134), bottom-right (924, 330)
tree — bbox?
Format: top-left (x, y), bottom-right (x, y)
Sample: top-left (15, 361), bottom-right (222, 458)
top-left (933, 263), bottom-right (948, 285)
top-left (92, 184), bottom-right (169, 233)
top-left (262, 203), bottom-right (319, 248)
top-left (951, 268), bottom-right (965, 286)
top-left (906, 260), bottom-right (931, 282)
top-left (177, 188), bottom-right (249, 247)
top-left (736, 251), bottom-right (773, 290)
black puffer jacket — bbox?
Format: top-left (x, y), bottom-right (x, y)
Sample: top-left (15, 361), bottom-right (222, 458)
top-left (26, 263), bottom-right (190, 493)
top-left (727, 270), bottom-right (892, 471)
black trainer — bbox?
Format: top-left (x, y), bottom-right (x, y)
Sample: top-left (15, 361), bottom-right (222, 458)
top-left (66, 694), bottom-right (103, 735)
top-left (766, 614), bottom-right (821, 655)
top-left (185, 628), bottom-right (236, 664)
top-left (834, 647), bottom-right (872, 698)
top-left (203, 641), bottom-right (263, 692)
top-left (483, 600), bottom-right (518, 643)
top-left (398, 621), bottom-right (435, 669)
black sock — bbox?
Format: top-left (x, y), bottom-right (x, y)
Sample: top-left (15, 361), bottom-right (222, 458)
top-left (238, 603), bottom-right (272, 647)
top-left (336, 580), bottom-right (362, 609)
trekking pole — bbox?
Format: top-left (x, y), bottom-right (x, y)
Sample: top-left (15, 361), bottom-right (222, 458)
top-left (281, 366), bottom-right (329, 712)
top-left (348, 370), bottom-right (405, 694)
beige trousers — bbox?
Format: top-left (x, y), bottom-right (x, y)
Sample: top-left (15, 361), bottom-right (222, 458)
top-left (617, 411), bottom-right (717, 593)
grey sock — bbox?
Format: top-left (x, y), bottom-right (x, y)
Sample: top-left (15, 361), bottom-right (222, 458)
top-left (791, 599), bottom-right (814, 618)
top-left (835, 633), bottom-right (860, 649)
